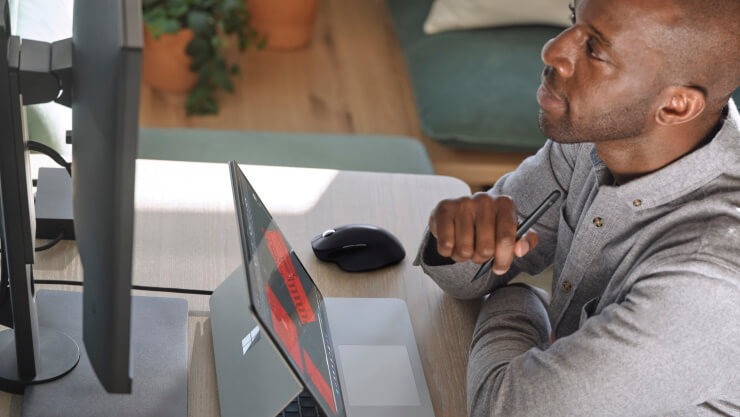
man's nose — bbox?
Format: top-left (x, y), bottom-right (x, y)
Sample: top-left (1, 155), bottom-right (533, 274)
top-left (541, 29), bottom-right (577, 79)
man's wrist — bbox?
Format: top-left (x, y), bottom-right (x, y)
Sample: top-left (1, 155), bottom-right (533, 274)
top-left (421, 234), bottom-right (455, 266)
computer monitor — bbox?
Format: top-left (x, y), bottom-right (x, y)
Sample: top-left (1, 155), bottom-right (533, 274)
top-left (73, 0), bottom-right (141, 394)
top-left (0, 0), bottom-right (140, 396)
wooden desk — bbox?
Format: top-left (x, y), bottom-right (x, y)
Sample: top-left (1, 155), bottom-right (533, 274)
top-left (2, 160), bottom-right (479, 417)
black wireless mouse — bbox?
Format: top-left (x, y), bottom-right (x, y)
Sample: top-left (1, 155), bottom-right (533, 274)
top-left (311, 224), bottom-right (406, 272)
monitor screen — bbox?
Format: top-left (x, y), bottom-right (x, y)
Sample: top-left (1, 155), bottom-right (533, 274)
top-left (231, 163), bottom-right (346, 417)
top-left (72, 0), bottom-right (141, 393)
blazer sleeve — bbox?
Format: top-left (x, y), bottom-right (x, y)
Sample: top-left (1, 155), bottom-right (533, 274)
top-left (467, 256), bottom-right (740, 417)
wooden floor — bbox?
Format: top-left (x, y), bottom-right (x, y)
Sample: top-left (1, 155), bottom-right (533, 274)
top-left (138, 0), bottom-right (532, 190)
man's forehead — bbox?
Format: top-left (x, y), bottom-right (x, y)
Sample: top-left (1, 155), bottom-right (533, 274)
top-left (576, 0), bottom-right (679, 45)
top-left (577, 0), bottom-right (682, 26)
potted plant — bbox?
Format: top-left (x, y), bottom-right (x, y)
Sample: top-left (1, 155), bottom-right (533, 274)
top-left (142, 0), bottom-right (264, 115)
top-left (249, 0), bottom-right (319, 50)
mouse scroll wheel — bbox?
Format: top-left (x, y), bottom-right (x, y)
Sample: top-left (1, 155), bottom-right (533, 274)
top-left (321, 229), bottom-right (336, 238)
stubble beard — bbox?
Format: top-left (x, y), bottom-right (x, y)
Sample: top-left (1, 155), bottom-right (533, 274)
top-left (538, 96), bottom-right (653, 144)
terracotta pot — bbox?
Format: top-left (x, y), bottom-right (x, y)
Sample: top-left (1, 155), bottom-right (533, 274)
top-left (249, 0), bottom-right (319, 50)
top-left (142, 28), bottom-right (198, 93)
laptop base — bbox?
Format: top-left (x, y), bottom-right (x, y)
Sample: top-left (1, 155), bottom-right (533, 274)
top-left (324, 298), bottom-right (435, 417)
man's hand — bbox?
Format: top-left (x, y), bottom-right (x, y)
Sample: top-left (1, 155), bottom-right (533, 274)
top-left (429, 193), bottom-right (539, 275)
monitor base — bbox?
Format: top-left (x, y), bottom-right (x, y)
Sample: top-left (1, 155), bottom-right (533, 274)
top-left (21, 290), bottom-right (189, 417)
top-left (0, 327), bottom-right (80, 394)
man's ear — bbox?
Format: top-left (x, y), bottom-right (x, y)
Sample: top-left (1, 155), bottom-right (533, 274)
top-left (655, 86), bottom-right (706, 126)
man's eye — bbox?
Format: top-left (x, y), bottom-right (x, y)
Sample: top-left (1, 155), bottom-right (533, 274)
top-left (586, 38), bottom-right (603, 61)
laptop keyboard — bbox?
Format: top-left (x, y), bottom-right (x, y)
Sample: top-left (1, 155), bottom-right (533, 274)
top-left (276, 389), bottom-right (327, 417)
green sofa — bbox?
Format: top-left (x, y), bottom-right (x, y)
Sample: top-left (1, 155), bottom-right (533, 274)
top-left (386, 0), bottom-right (561, 151)
top-left (138, 129), bottom-right (434, 175)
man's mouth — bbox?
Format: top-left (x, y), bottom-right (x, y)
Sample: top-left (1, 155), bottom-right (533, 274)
top-left (536, 81), bottom-right (567, 113)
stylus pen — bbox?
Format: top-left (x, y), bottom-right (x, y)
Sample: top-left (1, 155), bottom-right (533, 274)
top-left (471, 190), bottom-right (562, 282)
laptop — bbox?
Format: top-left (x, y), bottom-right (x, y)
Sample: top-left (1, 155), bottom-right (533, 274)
top-left (209, 161), bottom-right (436, 417)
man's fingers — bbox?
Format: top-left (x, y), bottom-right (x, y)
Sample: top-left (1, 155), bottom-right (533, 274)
top-left (428, 194), bottom-right (525, 266)
top-left (452, 210), bottom-right (475, 261)
top-left (492, 198), bottom-right (517, 275)
top-left (434, 222), bottom-right (455, 258)
top-left (430, 205), bottom-right (456, 257)
top-left (472, 198), bottom-right (495, 263)
top-left (515, 231), bottom-right (539, 258)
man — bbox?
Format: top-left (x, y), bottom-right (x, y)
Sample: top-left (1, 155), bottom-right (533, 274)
top-left (415, 0), bottom-right (739, 415)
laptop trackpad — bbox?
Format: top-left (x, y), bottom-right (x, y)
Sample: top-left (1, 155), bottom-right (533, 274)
top-left (337, 345), bottom-right (421, 407)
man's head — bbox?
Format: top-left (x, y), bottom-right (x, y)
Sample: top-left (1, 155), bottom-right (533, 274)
top-left (537, 0), bottom-right (740, 144)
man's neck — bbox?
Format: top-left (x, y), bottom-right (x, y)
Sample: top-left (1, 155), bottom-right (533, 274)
top-left (595, 110), bottom-right (726, 185)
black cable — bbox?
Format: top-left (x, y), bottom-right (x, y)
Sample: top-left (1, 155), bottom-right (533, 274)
top-left (33, 279), bottom-right (213, 296)
top-left (27, 140), bottom-right (72, 176)
top-left (34, 231), bottom-right (64, 252)
top-left (0, 233), bottom-right (65, 254)
top-left (26, 142), bottom-right (71, 250)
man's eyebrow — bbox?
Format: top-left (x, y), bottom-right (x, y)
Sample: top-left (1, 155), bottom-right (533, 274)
top-left (587, 23), bottom-right (612, 47)
top-left (573, 0), bottom-right (613, 47)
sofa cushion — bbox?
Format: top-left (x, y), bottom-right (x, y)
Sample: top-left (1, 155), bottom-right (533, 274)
top-left (424, 0), bottom-right (571, 34)
top-left (387, 0), bottom-right (562, 151)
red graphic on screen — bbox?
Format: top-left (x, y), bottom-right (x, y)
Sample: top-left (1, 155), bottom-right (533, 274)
top-left (267, 286), bottom-right (304, 371)
top-left (265, 230), bottom-right (316, 324)
top-left (304, 350), bottom-right (337, 413)
top-left (264, 229), bottom-right (338, 414)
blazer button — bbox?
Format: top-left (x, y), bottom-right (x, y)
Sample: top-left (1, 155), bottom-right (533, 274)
top-left (561, 281), bottom-right (573, 292)
top-left (592, 217), bottom-right (604, 227)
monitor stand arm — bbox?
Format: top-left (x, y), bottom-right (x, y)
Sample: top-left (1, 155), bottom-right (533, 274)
top-left (15, 36), bottom-right (72, 107)
top-left (0, 31), bottom-right (80, 393)
top-left (15, 37), bottom-right (77, 244)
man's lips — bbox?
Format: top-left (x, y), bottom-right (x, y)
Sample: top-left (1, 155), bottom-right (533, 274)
top-left (536, 82), bottom-right (567, 112)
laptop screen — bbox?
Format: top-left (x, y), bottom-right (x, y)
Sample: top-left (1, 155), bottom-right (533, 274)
top-left (230, 162), bottom-right (346, 417)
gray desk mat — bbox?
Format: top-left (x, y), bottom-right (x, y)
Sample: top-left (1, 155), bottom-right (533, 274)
top-left (22, 290), bottom-right (188, 417)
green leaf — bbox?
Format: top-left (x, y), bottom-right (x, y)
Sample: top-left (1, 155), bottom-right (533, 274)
top-left (186, 83), bottom-right (217, 115)
top-left (186, 36), bottom-right (211, 63)
top-left (198, 0), bottom-right (217, 10)
top-left (162, 19), bottom-right (182, 33)
top-left (146, 18), bottom-right (181, 37)
top-left (168, 4), bottom-right (189, 18)
top-left (257, 36), bottom-right (267, 49)
top-left (212, 67), bottom-right (233, 91)
top-left (221, 0), bottom-right (244, 16)
top-left (143, 7), bottom-right (166, 23)
top-left (187, 10), bottom-right (213, 36)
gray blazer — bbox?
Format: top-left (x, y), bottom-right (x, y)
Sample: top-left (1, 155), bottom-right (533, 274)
top-left (416, 102), bottom-right (740, 416)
